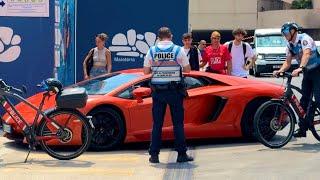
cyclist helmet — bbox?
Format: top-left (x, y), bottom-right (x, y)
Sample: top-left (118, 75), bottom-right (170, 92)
top-left (42, 78), bottom-right (63, 93)
top-left (281, 22), bottom-right (300, 40)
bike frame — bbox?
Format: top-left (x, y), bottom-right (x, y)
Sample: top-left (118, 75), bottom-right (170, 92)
top-left (282, 74), bottom-right (317, 126)
top-left (0, 88), bottom-right (65, 142)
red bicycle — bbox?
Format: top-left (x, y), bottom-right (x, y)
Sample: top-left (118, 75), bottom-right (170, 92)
top-left (0, 79), bottom-right (93, 162)
top-left (253, 72), bottom-right (320, 148)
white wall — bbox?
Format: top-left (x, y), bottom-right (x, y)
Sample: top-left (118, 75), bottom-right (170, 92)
top-left (258, 9), bottom-right (320, 29)
top-left (313, 0), bottom-right (320, 9)
top-left (189, 0), bottom-right (258, 30)
top-left (190, 0), bottom-right (320, 30)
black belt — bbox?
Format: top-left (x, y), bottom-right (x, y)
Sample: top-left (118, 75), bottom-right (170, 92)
top-left (150, 83), bottom-right (182, 91)
top-left (150, 82), bottom-right (189, 98)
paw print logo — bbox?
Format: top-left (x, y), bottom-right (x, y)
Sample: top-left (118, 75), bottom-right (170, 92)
top-left (0, 27), bottom-right (22, 63)
top-left (109, 29), bottom-right (157, 58)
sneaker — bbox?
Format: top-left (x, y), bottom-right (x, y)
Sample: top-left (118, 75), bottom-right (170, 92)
top-left (177, 153), bottom-right (194, 163)
top-left (149, 155), bottom-right (159, 163)
top-left (293, 129), bottom-right (307, 138)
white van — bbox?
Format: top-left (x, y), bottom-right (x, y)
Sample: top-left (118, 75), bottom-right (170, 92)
top-left (315, 41), bottom-right (320, 53)
top-left (252, 28), bottom-right (298, 76)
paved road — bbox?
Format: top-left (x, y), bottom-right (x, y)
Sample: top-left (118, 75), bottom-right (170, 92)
top-left (2, 75), bottom-right (320, 180)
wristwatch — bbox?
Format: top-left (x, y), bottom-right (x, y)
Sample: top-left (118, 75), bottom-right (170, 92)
top-left (299, 65), bottom-right (305, 72)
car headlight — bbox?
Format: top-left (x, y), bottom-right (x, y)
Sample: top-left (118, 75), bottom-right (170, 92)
top-left (257, 54), bottom-right (264, 59)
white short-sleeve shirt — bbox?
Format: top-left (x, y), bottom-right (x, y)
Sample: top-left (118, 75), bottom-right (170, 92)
top-left (183, 47), bottom-right (203, 61)
top-left (224, 41), bottom-right (255, 77)
top-left (285, 33), bottom-right (317, 61)
top-left (143, 41), bottom-right (189, 68)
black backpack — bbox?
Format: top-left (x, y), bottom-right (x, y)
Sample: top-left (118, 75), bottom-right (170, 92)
top-left (186, 46), bottom-right (200, 71)
top-left (228, 41), bottom-right (247, 62)
top-left (85, 48), bottom-right (94, 76)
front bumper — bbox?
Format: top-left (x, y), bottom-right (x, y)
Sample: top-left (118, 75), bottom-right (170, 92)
top-left (255, 60), bottom-right (299, 73)
top-left (0, 119), bottom-right (24, 140)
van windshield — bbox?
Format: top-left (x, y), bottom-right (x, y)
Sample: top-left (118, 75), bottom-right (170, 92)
top-left (256, 35), bottom-right (287, 47)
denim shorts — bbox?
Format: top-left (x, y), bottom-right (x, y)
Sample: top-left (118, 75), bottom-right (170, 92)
top-left (90, 67), bottom-right (107, 78)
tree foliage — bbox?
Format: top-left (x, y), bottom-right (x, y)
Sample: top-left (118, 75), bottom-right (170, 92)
top-left (291, 0), bottom-right (313, 9)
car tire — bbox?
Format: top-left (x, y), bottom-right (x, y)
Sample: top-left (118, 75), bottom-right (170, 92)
top-left (241, 98), bottom-right (270, 140)
top-left (253, 66), bottom-right (261, 77)
top-left (249, 68), bottom-right (254, 76)
top-left (88, 107), bottom-right (126, 151)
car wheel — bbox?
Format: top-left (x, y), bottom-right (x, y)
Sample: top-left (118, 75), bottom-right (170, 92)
top-left (249, 68), bottom-right (254, 76)
top-left (253, 66), bottom-right (261, 77)
top-left (241, 98), bottom-right (270, 140)
top-left (88, 107), bottom-right (126, 151)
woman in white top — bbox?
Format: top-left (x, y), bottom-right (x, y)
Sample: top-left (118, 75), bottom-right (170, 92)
top-left (83, 33), bottom-right (112, 80)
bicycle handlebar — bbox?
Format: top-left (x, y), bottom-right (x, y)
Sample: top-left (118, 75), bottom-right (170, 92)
top-left (276, 72), bottom-right (292, 78)
top-left (0, 79), bottom-right (24, 95)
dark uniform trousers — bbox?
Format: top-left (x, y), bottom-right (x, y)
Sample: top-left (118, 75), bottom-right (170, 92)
top-left (300, 66), bottom-right (320, 127)
top-left (149, 89), bottom-right (187, 156)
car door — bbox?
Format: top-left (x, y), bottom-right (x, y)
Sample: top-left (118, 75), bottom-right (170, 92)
top-left (123, 80), bottom-right (174, 140)
top-left (123, 75), bottom-right (220, 140)
top-left (183, 76), bottom-right (224, 124)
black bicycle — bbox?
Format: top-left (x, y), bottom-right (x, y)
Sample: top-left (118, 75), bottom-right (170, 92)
top-left (0, 79), bottom-right (93, 162)
top-left (253, 72), bottom-right (320, 148)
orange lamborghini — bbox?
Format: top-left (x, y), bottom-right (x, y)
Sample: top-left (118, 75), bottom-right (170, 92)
top-left (2, 69), bottom-right (283, 150)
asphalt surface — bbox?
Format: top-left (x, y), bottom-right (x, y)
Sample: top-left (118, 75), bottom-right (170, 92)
top-left (2, 74), bottom-right (320, 180)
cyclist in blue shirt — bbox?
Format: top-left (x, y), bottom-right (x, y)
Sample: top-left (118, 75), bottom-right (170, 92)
top-left (274, 22), bottom-right (320, 137)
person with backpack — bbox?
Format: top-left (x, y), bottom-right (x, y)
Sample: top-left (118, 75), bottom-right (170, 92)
top-left (83, 33), bottom-right (112, 80)
top-left (182, 33), bottom-right (202, 71)
top-left (224, 28), bottom-right (255, 78)
top-left (200, 31), bottom-right (232, 75)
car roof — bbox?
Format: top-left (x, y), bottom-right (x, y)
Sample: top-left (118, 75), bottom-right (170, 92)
top-left (117, 69), bottom-right (261, 86)
top-left (76, 69), bottom-right (272, 96)
top-left (255, 28), bottom-right (281, 36)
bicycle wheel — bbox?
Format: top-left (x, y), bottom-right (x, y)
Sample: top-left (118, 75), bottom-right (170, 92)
top-left (37, 108), bottom-right (92, 160)
top-left (253, 100), bottom-right (295, 149)
top-left (310, 105), bottom-right (320, 141)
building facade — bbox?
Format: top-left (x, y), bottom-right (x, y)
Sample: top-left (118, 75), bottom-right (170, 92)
top-left (189, 0), bottom-right (320, 41)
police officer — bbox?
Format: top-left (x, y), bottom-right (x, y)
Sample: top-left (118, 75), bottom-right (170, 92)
top-left (143, 27), bottom-right (193, 163)
top-left (274, 22), bottom-right (320, 137)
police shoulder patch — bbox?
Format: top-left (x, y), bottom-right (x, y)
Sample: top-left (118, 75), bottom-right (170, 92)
top-left (302, 40), bottom-right (308, 46)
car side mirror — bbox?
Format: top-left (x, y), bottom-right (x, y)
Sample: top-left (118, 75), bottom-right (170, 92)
top-left (133, 87), bottom-right (151, 103)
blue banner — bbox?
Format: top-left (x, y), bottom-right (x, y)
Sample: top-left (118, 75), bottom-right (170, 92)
top-left (76, 0), bottom-right (189, 81)
top-left (0, 0), bottom-right (55, 96)
top-left (55, 0), bottom-right (76, 86)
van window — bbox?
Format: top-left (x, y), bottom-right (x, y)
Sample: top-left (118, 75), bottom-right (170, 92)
top-left (256, 35), bottom-right (286, 47)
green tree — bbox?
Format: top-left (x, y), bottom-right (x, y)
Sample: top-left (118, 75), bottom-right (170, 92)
top-left (291, 0), bottom-right (313, 9)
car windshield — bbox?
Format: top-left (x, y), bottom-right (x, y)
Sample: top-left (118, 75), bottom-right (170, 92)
top-left (256, 35), bottom-right (286, 47)
top-left (76, 73), bottom-right (142, 95)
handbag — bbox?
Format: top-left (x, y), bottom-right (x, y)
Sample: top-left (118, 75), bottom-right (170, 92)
top-left (86, 49), bottom-right (94, 76)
